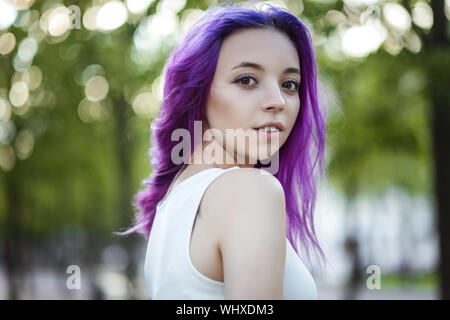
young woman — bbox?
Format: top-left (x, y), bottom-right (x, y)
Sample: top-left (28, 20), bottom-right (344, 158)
top-left (118, 3), bottom-right (328, 300)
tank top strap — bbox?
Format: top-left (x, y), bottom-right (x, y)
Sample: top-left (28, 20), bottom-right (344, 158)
top-left (157, 166), bottom-right (240, 210)
top-left (174, 166), bottom-right (241, 245)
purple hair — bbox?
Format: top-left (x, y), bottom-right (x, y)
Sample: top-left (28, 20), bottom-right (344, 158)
top-left (116, 3), bottom-right (328, 268)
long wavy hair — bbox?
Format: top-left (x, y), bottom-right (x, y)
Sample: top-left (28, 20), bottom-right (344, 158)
top-left (116, 3), bottom-right (328, 269)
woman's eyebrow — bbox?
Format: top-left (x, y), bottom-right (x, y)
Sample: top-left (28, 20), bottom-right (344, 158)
top-left (230, 61), bottom-right (300, 75)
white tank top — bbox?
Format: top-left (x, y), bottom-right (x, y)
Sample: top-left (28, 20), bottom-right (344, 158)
top-left (144, 166), bottom-right (318, 299)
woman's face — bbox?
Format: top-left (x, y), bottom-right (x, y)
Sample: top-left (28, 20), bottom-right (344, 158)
top-left (205, 28), bottom-right (301, 166)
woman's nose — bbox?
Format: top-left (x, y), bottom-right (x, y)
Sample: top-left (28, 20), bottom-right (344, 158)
top-left (261, 82), bottom-right (286, 112)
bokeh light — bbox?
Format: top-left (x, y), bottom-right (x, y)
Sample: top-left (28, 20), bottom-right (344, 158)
top-left (17, 37), bottom-right (37, 62)
top-left (0, 97), bottom-right (12, 122)
top-left (132, 92), bottom-right (159, 118)
top-left (146, 10), bottom-right (179, 36)
top-left (8, 0), bottom-right (35, 10)
top-left (80, 64), bottom-right (106, 86)
top-left (446, 0), bottom-right (450, 20)
top-left (404, 30), bottom-right (422, 53)
top-left (0, 0), bottom-right (18, 30)
top-left (14, 128), bottom-right (34, 160)
top-left (84, 76), bottom-right (109, 102)
top-left (342, 21), bottom-right (387, 58)
top-left (9, 81), bottom-right (29, 107)
top-left (12, 66), bottom-right (43, 93)
top-left (157, 0), bottom-right (186, 14)
top-left (48, 6), bottom-right (71, 37)
top-left (77, 97), bottom-right (111, 123)
top-left (96, 1), bottom-right (128, 31)
top-left (0, 32), bottom-right (16, 55)
top-left (383, 2), bottom-right (411, 35)
top-left (83, 6), bottom-right (101, 31)
top-left (0, 119), bottom-right (16, 145)
top-left (412, 2), bottom-right (433, 30)
top-left (126, 0), bottom-right (155, 15)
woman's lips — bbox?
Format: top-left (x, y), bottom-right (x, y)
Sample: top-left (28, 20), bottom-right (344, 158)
top-left (252, 128), bottom-right (281, 141)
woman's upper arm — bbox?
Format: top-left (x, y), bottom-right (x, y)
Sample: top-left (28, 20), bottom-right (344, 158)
top-left (215, 169), bottom-right (286, 300)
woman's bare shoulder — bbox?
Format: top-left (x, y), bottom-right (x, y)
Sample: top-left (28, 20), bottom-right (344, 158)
top-left (202, 167), bottom-right (286, 237)
top-left (208, 167), bottom-right (285, 200)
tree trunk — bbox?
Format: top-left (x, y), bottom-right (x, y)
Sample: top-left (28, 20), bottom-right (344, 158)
top-left (427, 0), bottom-right (450, 300)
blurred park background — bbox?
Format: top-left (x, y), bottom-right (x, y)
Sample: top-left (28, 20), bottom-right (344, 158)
top-left (0, 0), bottom-right (449, 299)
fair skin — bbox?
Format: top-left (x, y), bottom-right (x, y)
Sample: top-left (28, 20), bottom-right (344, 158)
top-left (167, 28), bottom-right (301, 299)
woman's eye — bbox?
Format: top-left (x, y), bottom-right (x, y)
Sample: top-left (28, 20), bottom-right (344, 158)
top-left (283, 80), bottom-right (299, 92)
top-left (234, 76), bottom-right (256, 87)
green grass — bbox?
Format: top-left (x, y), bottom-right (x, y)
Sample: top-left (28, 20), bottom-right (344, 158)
top-left (380, 272), bottom-right (438, 290)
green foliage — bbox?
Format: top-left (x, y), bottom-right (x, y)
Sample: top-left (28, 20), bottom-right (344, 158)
top-left (325, 51), bottom-right (432, 197)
